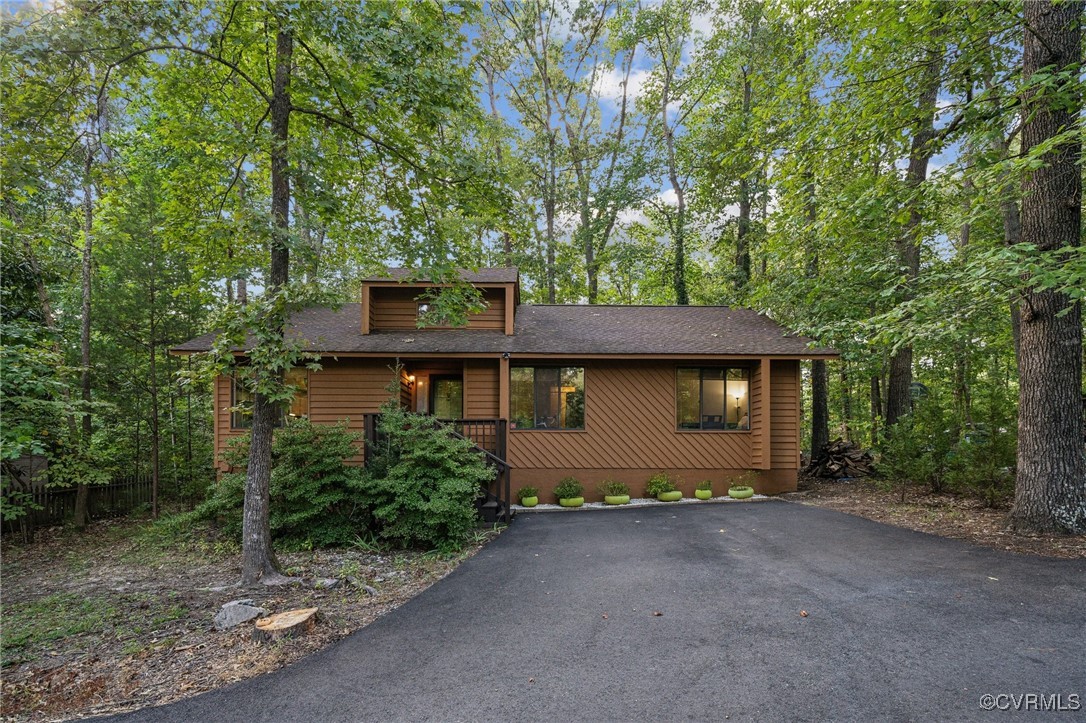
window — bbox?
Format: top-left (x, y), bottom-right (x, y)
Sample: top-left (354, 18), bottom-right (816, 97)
top-left (231, 367), bottom-right (309, 429)
top-left (510, 366), bottom-right (584, 430)
top-left (677, 367), bottom-right (749, 431)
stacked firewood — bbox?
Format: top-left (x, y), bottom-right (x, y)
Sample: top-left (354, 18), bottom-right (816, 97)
top-left (805, 438), bottom-right (875, 478)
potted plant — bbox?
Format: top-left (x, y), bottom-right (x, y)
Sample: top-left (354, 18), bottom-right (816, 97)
top-left (554, 477), bottom-right (585, 507)
top-left (645, 472), bottom-right (682, 502)
top-left (695, 480), bottom-right (713, 500)
top-left (598, 480), bottom-right (630, 505)
top-left (728, 472), bottom-right (756, 499)
top-left (517, 486), bottom-right (539, 508)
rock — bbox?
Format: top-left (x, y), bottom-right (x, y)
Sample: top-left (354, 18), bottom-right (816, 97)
top-left (314, 578), bottom-right (340, 590)
top-left (253, 608), bottom-right (318, 643)
top-left (347, 577), bottom-right (378, 596)
top-left (214, 599), bottom-right (268, 631)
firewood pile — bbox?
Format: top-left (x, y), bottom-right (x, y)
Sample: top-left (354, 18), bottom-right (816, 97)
top-left (806, 438), bottom-right (875, 478)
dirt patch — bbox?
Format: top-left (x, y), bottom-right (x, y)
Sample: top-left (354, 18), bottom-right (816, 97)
top-left (783, 476), bottom-right (1086, 559)
top-left (1, 517), bottom-right (500, 721)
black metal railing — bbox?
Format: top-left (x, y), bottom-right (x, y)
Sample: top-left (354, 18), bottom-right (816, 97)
top-left (362, 414), bottom-right (512, 523)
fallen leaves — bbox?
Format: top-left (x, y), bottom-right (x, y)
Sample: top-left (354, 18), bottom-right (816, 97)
top-left (800, 610), bottom-right (808, 618)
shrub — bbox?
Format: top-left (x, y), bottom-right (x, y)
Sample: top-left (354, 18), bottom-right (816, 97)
top-left (553, 477), bottom-right (584, 500)
top-left (363, 401), bottom-right (492, 550)
top-left (644, 472), bottom-right (675, 497)
top-left (598, 480), bottom-right (629, 497)
top-left (696, 480), bottom-right (713, 492)
top-left (944, 427), bottom-right (1016, 507)
top-left (193, 420), bottom-right (368, 548)
top-left (516, 486), bottom-right (539, 500)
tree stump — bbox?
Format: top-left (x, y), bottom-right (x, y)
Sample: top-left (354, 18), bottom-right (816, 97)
top-left (253, 607), bottom-right (318, 643)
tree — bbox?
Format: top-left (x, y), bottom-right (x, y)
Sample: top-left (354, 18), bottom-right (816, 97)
top-left (1009, 0), bottom-right (1085, 534)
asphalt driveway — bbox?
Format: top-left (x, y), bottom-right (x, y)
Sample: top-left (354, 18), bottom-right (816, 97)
top-left (105, 501), bottom-right (1085, 722)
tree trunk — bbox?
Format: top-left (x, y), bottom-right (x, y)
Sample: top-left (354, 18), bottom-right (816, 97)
top-left (1009, 0), bottom-right (1085, 534)
top-left (242, 22), bottom-right (292, 585)
top-left (803, 161), bottom-right (828, 456)
top-left (74, 152), bottom-right (94, 530)
top-left (870, 375), bottom-right (881, 446)
top-left (841, 362), bottom-right (853, 441)
top-left (735, 73), bottom-right (753, 297)
top-left (811, 360), bottom-right (829, 457)
top-left (149, 276), bottom-right (160, 520)
top-left (483, 60), bottom-right (513, 265)
top-left (885, 34), bottom-right (942, 428)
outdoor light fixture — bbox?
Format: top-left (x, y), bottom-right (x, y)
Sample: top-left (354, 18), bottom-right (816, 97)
top-left (408, 374), bottom-right (416, 386)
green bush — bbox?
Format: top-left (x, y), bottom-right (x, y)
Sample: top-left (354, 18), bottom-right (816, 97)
top-left (598, 479), bottom-right (629, 496)
top-left (192, 420), bottom-right (368, 548)
top-left (516, 486), bottom-right (539, 500)
top-left (363, 401), bottom-right (492, 550)
top-left (553, 477), bottom-right (583, 500)
top-left (695, 479), bottom-right (713, 492)
top-left (944, 427), bottom-right (1016, 507)
top-left (644, 472), bottom-right (675, 497)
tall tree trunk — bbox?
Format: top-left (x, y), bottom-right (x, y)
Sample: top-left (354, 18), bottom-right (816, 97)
top-left (841, 362), bottom-right (853, 441)
top-left (885, 35), bottom-right (943, 428)
top-left (148, 270), bottom-right (159, 519)
top-left (242, 22), bottom-right (292, 585)
top-left (803, 162), bottom-right (828, 458)
top-left (1009, 0), bottom-right (1085, 534)
top-left (870, 375), bottom-right (881, 446)
top-left (73, 152), bottom-right (94, 530)
top-left (735, 73), bottom-right (753, 297)
top-left (482, 60), bottom-right (513, 265)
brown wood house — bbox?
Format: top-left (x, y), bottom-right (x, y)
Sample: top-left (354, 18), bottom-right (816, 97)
top-left (174, 268), bottom-right (836, 512)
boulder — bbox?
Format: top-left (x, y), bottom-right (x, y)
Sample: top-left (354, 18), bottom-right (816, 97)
top-left (214, 599), bottom-right (268, 631)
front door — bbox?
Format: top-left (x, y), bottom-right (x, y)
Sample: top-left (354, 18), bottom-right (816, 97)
top-left (430, 376), bottom-right (463, 420)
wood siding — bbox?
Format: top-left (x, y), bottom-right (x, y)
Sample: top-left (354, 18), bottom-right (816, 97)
top-left (464, 360), bottom-right (499, 418)
top-left (507, 360), bottom-right (752, 471)
top-left (369, 286), bottom-right (506, 331)
top-left (770, 359), bottom-right (801, 469)
top-left (750, 362), bottom-right (764, 468)
top-left (212, 356), bottom-right (802, 497)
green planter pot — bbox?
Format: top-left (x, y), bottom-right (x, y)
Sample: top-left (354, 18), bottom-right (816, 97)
top-left (728, 486), bottom-right (755, 500)
top-left (657, 490), bottom-right (683, 502)
top-left (695, 489), bottom-right (713, 500)
top-left (559, 497), bottom-right (585, 508)
top-left (604, 494), bottom-right (630, 505)
top-left (520, 496), bottom-right (539, 508)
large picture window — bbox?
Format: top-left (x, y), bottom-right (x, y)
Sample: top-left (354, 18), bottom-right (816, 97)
top-left (231, 367), bottom-right (309, 429)
top-left (510, 366), bottom-right (584, 430)
top-left (676, 367), bottom-right (749, 431)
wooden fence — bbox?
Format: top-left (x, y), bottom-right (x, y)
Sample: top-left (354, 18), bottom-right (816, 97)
top-left (2, 475), bottom-right (154, 534)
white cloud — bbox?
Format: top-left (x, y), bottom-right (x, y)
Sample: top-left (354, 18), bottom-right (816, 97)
top-left (593, 66), bottom-right (651, 104)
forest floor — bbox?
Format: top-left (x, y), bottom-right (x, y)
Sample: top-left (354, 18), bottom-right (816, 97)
top-left (0, 516), bottom-right (501, 722)
top-left (785, 476), bottom-right (1086, 559)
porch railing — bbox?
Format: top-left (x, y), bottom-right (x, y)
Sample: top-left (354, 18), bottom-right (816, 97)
top-left (362, 414), bottom-right (512, 523)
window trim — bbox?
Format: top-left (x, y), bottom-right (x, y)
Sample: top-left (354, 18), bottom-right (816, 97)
top-left (675, 366), bottom-right (751, 433)
top-left (229, 368), bottom-right (310, 431)
top-left (509, 365), bottom-right (586, 432)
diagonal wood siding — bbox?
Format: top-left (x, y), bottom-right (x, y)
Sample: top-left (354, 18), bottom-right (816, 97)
top-left (507, 360), bottom-right (751, 470)
top-left (750, 362), bottom-right (764, 468)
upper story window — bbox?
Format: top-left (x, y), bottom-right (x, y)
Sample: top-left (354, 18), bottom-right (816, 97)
top-left (231, 367), bottom-right (309, 429)
top-left (676, 367), bottom-right (749, 431)
top-left (510, 366), bottom-right (584, 430)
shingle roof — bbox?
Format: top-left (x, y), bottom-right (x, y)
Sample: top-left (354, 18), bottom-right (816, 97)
top-left (172, 304), bottom-right (837, 357)
top-left (363, 267), bottom-right (519, 284)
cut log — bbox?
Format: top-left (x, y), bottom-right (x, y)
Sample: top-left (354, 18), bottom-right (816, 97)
top-left (805, 438), bottom-right (875, 478)
top-left (253, 607), bottom-right (318, 643)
